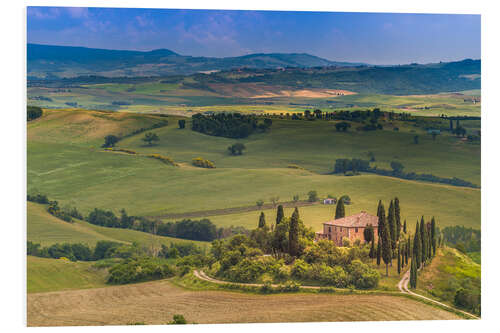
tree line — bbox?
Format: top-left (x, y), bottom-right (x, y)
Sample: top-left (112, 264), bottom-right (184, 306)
top-left (332, 158), bottom-right (478, 188)
top-left (191, 113), bottom-right (271, 139)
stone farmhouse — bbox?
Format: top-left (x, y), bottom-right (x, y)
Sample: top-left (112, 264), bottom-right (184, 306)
top-left (315, 211), bottom-right (378, 246)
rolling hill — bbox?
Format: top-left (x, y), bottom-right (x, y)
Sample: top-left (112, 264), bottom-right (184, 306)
top-left (27, 43), bottom-right (363, 79)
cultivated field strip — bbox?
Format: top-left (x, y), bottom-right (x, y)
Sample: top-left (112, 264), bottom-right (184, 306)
top-left (27, 280), bottom-right (461, 326)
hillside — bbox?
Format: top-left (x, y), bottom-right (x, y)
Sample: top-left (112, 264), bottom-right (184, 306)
top-left (28, 43), bottom-right (361, 79)
top-left (28, 109), bottom-right (480, 232)
top-left (27, 201), bottom-right (208, 248)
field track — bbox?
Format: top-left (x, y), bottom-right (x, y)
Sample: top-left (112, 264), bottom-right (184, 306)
top-left (149, 200), bottom-right (318, 220)
top-left (27, 279), bottom-right (461, 326)
top-left (397, 268), bottom-right (479, 319)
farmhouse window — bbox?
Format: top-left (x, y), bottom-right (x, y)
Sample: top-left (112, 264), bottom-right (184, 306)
top-left (355, 228), bottom-right (358, 233)
top-left (328, 227), bottom-right (331, 232)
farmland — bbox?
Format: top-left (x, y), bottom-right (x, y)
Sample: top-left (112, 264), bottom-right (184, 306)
top-left (27, 277), bottom-right (461, 326)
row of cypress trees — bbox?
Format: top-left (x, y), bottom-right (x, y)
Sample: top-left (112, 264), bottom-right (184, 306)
top-left (257, 204), bottom-right (300, 257)
top-left (409, 216), bottom-right (438, 288)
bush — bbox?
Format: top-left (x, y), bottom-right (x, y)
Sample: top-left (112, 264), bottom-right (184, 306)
top-left (347, 260), bottom-right (380, 289)
top-left (278, 280), bottom-right (301, 292)
top-left (107, 257), bottom-right (176, 284)
top-left (27, 193), bottom-right (49, 204)
top-left (192, 157), bottom-right (216, 168)
top-left (291, 259), bottom-right (310, 280)
top-left (178, 119), bottom-right (186, 129)
top-left (168, 314), bottom-right (187, 325)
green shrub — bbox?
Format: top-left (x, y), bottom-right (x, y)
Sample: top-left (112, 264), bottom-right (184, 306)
top-left (107, 257), bottom-right (175, 284)
top-left (347, 259), bottom-right (380, 289)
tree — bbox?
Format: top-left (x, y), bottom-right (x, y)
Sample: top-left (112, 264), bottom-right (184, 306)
top-left (409, 258), bottom-right (417, 288)
top-left (335, 198), bottom-right (345, 219)
top-left (276, 205), bottom-right (284, 225)
top-left (178, 119), bottom-right (186, 129)
top-left (431, 217), bottom-right (437, 257)
top-left (376, 239), bottom-right (381, 266)
top-left (414, 135), bottom-right (419, 144)
top-left (403, 220), bottom-right (407, 234)
top-left (369, 237), bottom-right (376, 259)
top-left (335, 121), bottom-right (351, 132)
top-left (289, 207), bottom-right (300, 257)
top-left (390, 161), bottom-right (404, 174)
top-left (387, 200), bottom-right (396, 251)
top-left (394, 197), bottom-right (401, 240)
top-left (227, 143), bottom-right (246, 155)
top-left (413, 222), bottom-right (422, 269)
top-left (256, 199), bottom-right (264, 208)
top-left (292, 194), bottom-right (299, 203)
top-left (307, 190), bottom-right (318, 202)
top-left (397, 244), bottom-right (401, 274)
top-left (258, 212), bottom-right (266, 228)
top-left (103, 135), bottom-right (119, 148)
top-left (364, 224), bottom-right (374, 244)
top-left (27, 106), bottom-right (43, 121)
top-left (142, 132), bottom-right (159, 146)
top-left (377, 201), bottom-right (392, 276)
top-left (420, 217), bottom-right (427, 265)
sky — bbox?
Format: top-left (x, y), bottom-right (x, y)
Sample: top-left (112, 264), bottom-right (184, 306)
top-left (27, 7), bottom-right (481, 65)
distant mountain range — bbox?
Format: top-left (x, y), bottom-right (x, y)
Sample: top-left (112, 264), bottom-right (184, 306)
top-left (27, 43), bottom-right (367, 79)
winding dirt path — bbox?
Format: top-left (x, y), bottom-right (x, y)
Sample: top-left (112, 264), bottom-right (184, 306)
top-left (397, 268), bottom-right (479, 319)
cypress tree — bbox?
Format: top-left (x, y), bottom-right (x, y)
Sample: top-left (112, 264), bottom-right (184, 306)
top-left (431, 217), bottom-right (437, 257)
top-left (376, 239), bottom-right (381, 266)
top-left (410, 258), bottom-right (417, 288)
top-left (403, 220), bottom-right (407, 234)
top-left (394, 197), bottom-right (401, 240)
top-left (276, 205), bottom-right (284, 225)
top-left (288, 207), bottom-right (299, 257)
top-left (387, 200), bottom-right (396, 250)
top-left (413, 223), bottom-right (422, 269)
top-left (369, 237), bottom-right (375, 259)
top-left (397, 244), bottom-right (401, 274)
top-left (335, 198), bottom-right (345, 219)
top-left (420, 217), bottom-right (427, 265)
top-left (378, 201), bottom-right (392, 276)
top-left (258, 212), bottom-right (266, 228)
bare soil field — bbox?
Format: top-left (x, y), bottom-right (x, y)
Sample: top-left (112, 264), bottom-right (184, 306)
top-left (28, 280), bottom-right (461, 326)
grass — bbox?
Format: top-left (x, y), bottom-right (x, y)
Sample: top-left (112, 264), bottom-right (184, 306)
top-left (27, 277), bottom-right (461, 326)
top-left (28, 109), bottom-right (480, 232)
top-left (27, 256), bottom-right (108, 293)
top-left (27, 201), bottom-right (208, 248)
top-left (415, 247), bottom-right (481, 307)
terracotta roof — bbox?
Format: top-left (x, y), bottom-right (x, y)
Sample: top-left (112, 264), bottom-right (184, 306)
top-left (323, 211), bottom-right (378, 228)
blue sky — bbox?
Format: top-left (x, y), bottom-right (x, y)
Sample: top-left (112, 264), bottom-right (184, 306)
top-left (27, 7), bottom-right (480, 65)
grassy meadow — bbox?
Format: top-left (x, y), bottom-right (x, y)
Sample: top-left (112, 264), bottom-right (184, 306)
top-left (27, 256), bottom-right (108, 293)
top-left (28, 108), bottom-right (480, 233)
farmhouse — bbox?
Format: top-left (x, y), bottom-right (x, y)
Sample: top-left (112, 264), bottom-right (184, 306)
top-left (315, 211), bottom-right (378, 246)
top-left (323, 198), bottom-right (337, 205)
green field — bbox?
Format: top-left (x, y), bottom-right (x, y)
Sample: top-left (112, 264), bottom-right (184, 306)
top-left (27, 256), bottom-right (108, 293)
top-left (28, 108), bottom-right (480, 233)
top-left (27, 201), bottom-right (208, 248)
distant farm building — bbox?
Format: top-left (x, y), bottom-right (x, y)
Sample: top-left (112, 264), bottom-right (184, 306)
top-left (315, 211), bottom-right (378, 246)
top-left (323, 198), bottom-right (337, 205)
top-left (427, 129), bottom-right (441, 135)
